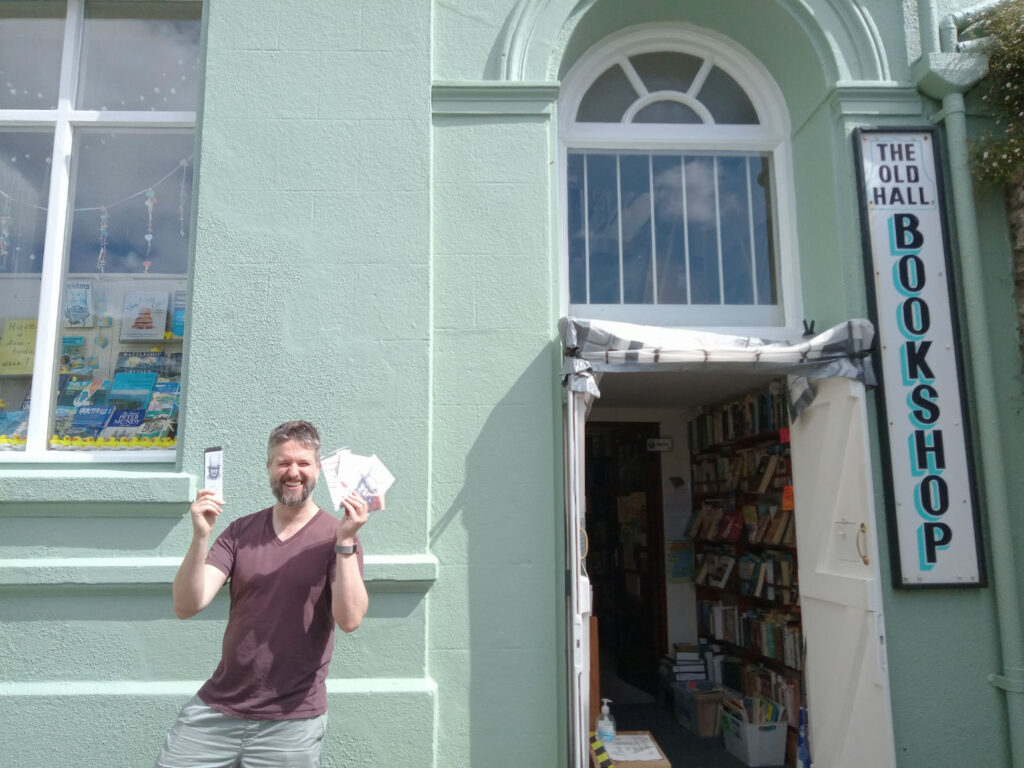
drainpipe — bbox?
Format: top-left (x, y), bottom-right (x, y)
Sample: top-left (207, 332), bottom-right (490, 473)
top-left (913, 2), bottom-right (1024, 765)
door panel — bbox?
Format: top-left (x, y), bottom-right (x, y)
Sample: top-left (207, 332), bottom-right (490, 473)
top-left (566, 391), bottom-right (591, 768)
top-left (789, 377), bottom-right (895, 768)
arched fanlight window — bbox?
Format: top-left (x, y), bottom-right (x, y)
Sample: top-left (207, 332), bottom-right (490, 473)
top-left (559, 26), bottom-right (800, 332)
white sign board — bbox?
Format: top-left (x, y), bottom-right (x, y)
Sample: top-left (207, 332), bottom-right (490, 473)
top-left (854, 127), bottom-right (984, 587)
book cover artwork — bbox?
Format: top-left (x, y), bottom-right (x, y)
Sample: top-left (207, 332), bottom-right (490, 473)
top-left (106, 371), bottom-right (158, 411)
top-left (64, 281), bottom-right (96, 328)
top-left (120, 291), bottom-right (169, 341)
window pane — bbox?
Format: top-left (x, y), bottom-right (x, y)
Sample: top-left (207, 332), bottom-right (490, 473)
top-left (586, 154), bottom-right (619, 303)
top-left (0, 2), bottom-right (65, 110)
top-left (634, 101), bottom-right (703, 125)
top-left (684, 155), bottom-right (720, 304)
top-left (630, 52), bottom-right (703, 95)
top-left (698, 67), bottom-right (758, 125)
top-left (619, 155), bottom-right (652, 304)
top-left (718, 156), bottom-right (755, 305)
top-left (577, 65), bottom-right (636, 123)
top-left (567, 153), bottom-right (587, 304)
top-left (78, 1), bottom-right (201, 111)
top-left (67, 131), bottom-right (194, 274)
top-left (51, 130), bottom-right (192, 450)
top-left (0, 129), bottom-right (53, 450)
top-left (652, 156), bottom-right (687, 304)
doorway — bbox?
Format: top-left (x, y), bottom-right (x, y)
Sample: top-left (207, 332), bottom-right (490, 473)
top-left (566, 368), bottom-right (897, 768)
top-left (585, 422), bottom-right (666, 697)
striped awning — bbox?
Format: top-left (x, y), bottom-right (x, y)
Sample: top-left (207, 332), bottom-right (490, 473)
top-left (559, 317), bottom-right (876, 417)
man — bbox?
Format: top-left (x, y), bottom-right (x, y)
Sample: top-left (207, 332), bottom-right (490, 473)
top-left (156, 420), bottom-right (371, 768)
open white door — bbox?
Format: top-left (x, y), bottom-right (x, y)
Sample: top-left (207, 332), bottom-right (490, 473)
top-left (565, 389), bottom-right (592, 768)
top-left (789, 377), bottom-right (896, 768)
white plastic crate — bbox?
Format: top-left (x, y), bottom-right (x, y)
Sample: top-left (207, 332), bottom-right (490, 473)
top-left (720, 707), bottom-right (787, 767)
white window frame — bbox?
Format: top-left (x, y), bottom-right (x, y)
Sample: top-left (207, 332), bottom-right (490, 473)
top-left (0, 0), bottom-right (197, 464)
top-left (558, 24), bottom-right (803, 338)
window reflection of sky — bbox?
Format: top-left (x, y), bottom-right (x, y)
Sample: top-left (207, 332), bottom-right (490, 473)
top-left (79, 7), bottom-right (201, 111)
top-left (68, 132), bottom-right (194, 274)
top-left (0, 131), bottom-right (54, 274)
top-left (568, 151), bottom-right (776, 307)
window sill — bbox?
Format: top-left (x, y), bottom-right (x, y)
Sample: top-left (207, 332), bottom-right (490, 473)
top-left (0, 468), bottom-right (195, 505)
top-left (0, 449), bottom-right (177, 464)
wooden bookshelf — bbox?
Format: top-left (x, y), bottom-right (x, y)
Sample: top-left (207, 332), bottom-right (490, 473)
top-left (686, 382), bottom-right (805, 759)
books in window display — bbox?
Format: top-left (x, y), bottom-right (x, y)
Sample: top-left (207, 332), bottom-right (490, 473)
top-left (63, 406), bottom-right (115, 441)
top-left (57, 374), bottom-right (95, 406)
top-left (137, 381), bottom-right (180, 439)
top-left (63, 280), bottom-right (95, 328)
top-left (0, 410), bottom-right (29, 448)
top-left (120, 291), bottom-right (169, 342)
top-left (97, 409), bottom-right (146, 442)
top-left (115, 351), bottom-right (165, 374)
top-left (53, 406), bottom-right (76, 438)
top-left (106, 371), bottom-right (158, 412)
top-left (163, 352), bottom-right (183, 380)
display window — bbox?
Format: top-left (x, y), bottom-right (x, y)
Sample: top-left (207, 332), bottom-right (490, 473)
top-left (0, 0), bottom-right (201, 458)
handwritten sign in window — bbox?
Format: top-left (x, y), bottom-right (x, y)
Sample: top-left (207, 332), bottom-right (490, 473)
top-left (0, 319), bottom-right (37, 376)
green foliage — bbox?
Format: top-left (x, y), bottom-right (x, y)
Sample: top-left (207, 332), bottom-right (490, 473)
top-left (972, 0), bottom-right (1024, 185)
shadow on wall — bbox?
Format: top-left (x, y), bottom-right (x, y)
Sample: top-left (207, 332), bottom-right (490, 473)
top-left (430, 342), bottom-right (563, 766)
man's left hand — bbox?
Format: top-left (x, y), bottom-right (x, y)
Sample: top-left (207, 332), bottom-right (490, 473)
top-left (337, 492), bottom-right (375, 543)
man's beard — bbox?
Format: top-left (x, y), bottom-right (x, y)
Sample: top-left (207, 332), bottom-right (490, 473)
top-left (271, 476), bottom-right (315, 507)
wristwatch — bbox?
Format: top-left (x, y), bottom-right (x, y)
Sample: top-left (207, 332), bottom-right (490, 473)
top-left (335, 543), bottom-right (358, 555)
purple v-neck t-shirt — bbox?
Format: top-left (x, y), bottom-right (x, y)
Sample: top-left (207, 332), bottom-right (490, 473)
top-left (198, 507), bottom-right (363, 720)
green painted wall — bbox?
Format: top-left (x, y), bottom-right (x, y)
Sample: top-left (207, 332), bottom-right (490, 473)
top-left (2, 1), bottom-right (1022, 766)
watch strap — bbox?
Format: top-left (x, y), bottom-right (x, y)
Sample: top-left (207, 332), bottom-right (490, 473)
top-left (335, 543), bottom-right (358, 555)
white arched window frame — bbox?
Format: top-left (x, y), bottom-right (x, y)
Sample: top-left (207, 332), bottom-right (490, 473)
top-left (558, 25), bottom-right (803, 336)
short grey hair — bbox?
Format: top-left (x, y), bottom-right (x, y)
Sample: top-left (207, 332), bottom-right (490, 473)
top-left (267, 420), bottom-right (321, 463)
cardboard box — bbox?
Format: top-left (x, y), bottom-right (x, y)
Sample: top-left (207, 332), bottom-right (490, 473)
top-left (591, 730), bottom-right (671, 768)
top-left (673, 683), bottom-right (723, 738)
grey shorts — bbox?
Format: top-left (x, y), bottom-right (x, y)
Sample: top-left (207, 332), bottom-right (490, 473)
top-left (155, 695), bottom-right (328, 768)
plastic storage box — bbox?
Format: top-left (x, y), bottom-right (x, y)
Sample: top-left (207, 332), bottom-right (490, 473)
top-left (720, 707), bottom-right (787, 766)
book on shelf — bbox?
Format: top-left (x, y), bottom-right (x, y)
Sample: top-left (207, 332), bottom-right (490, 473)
top-left (707, 554), bottom-right (736, 589)
top-left (718, 508), bottom-right (745, 542)
top-left (741, 504), bottom-right (759, 540)
top-left (756, 453), bottom-right (779, 494)
top-left (765, 508), bottom-right (792, 545)
top-left (738, 552), bottom-right (761, 595)
top-left (672, 642), bottom-right (702, 661)
top-left (72, 379), bottom-right (111, 408)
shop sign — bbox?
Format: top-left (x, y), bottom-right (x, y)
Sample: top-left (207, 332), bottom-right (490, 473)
top-left (854, 127), bottom-right (985, 587)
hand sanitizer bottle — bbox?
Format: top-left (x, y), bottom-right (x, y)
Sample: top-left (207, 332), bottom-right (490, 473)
top-left (596, 698), bottom-right (616, 743)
